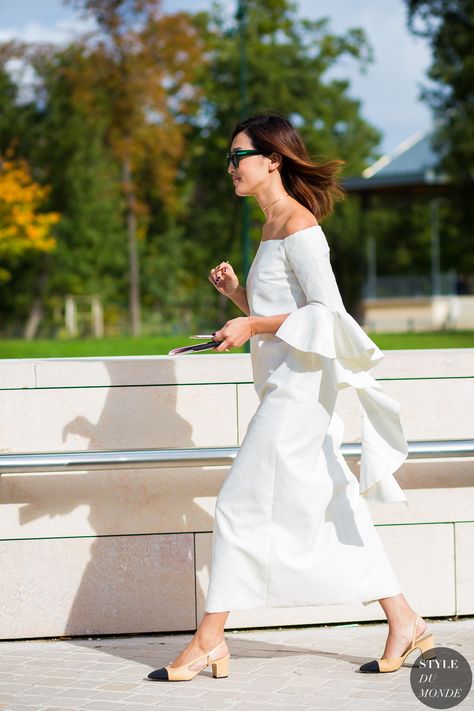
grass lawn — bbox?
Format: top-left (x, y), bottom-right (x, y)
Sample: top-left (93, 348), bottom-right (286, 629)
top-left (0, 330), bottom-right (473, 359)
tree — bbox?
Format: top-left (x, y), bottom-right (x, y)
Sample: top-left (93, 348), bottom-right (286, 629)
top-left (0, 0), bottom-right (393, 334)
top-left (406, 0), bottom-right (474, 183)
top-left (0, 150), bottom-right (59, 279)
top-left (406, 0), bottom-right (474, 274)
top-left (0, 149), bottom-right (60, 338)
top-left (179, 0), bottom-right (382, 318)
top-left (65, 0), bottom-right (207, 334)
top-left (31, 45), bottom-right (128, 305)
top-left (0, 42), bottom-right (131, 337)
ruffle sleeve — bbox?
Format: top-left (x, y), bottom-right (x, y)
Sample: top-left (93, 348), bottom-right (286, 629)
top-left (274, 228), bottom-right (409, 506)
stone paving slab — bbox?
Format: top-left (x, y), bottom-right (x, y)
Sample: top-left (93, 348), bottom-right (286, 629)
top-left (0, 617), bottom-right (472, 710)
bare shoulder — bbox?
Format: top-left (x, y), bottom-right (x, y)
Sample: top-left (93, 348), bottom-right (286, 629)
top-left (284, 211), bottom-right (319, 236)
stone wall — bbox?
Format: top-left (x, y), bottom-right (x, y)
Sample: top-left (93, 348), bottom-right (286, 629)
top-left (0, 350), bottom-right (472, 640)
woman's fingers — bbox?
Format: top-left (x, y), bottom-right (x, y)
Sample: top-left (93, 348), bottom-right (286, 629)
top-left (211, 262), bottom-right (227, 277)
top-left (215, 334), bottom-right (232, 352)
top-left (214, 264), bottom-right (226, 282)
top-left (212, 329), bottom-right (226, 351)
top-left (209, 261), bottom-right (230, 285)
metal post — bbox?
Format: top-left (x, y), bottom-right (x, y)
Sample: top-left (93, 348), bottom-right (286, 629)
top-left (92, 297), bottom-right (104, 338)
top-left (65, 296), bottom-right (78, 337)
top-left (366, 236), bottom-right (377, 298)
top-left (236, 0), bottom-right (251, 353)
top-left (430, 197), bottom-right (441, 296)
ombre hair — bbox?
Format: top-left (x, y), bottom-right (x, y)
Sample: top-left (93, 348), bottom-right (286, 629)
top-left (230, 110), bottom-right (346, 221)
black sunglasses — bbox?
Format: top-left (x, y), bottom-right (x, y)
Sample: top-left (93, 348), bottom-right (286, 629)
top-left (226, 149), bottom-right (269, 169)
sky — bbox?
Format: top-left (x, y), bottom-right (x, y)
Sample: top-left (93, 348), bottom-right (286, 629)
top-left (0, 0), bottom-right (434, 156)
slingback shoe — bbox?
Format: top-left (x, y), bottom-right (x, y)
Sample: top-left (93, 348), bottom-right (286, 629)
top-left (359, 615), bottom-right (437, 673)
top-left (147, 639), bottom-right (229, 681)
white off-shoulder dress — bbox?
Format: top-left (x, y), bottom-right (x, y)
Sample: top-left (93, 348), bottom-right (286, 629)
top-left (204, 225), bottom-right (409, 613)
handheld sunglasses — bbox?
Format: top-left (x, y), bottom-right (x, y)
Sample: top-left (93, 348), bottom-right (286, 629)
top-left (226, 149), bottom-right (270, 170)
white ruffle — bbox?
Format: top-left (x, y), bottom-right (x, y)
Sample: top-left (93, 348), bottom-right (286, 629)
top-left (275, 304), bottom-right (409, 505)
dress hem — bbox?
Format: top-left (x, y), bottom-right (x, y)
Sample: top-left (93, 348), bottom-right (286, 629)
top-left (204, 589), bottom-right (403, 613)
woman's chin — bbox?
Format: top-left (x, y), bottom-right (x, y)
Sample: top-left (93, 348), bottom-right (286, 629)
top-left (233, 182), bottom-right (248, 195)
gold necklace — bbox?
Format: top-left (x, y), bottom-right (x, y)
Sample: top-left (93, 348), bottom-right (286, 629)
top-left (262, 194), bottom-right (290, 211)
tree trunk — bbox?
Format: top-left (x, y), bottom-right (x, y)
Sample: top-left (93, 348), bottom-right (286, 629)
top-left (122, 155), bottom-right (141, 336)
top-left (23, 258), bottom-right (49, 340)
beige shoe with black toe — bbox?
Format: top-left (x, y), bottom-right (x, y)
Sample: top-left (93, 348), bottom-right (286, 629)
top-left (359, 616), bottom-right (436, 673)
top-left (147, 639), bottom-right (229, 682)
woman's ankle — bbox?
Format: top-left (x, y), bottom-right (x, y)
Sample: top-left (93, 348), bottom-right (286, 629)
top-left (388, 611), bottom-right (422, 631)
top-left (195, 631), bottom-right (225, 649)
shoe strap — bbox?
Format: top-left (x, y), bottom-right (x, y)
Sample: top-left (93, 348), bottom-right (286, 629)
top-left (206, 639), bottom-right (227, 661)
top-left (188, 639), bottom-right (227, 667)
top-left (169, 639), bottom-right (227, 672)
top-left (411, 615), bottom-right (420, 647)
top-left (184, 642), bottom-right (227, 673)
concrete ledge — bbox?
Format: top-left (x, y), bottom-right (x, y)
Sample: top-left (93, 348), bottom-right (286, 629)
top-left (0, 349), bottom-right (472, 639)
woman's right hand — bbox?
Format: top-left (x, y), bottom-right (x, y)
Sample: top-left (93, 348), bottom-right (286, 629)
top-left (208, 260), bottom-right (239, 296)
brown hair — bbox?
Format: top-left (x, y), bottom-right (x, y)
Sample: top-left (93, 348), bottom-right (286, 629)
top-left (230, 110), bottom-right (346, 221)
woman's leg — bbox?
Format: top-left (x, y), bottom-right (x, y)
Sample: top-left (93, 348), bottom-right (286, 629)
top-left (167, 611), bottom-right (230, 668)
top-left (195, 611), bottom-right (230, 646)
top-left (378, 593), bottom-right (428, 658)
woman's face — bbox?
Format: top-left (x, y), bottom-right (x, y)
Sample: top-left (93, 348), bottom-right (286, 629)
top-left (227, 131), bottom-right (272, 196)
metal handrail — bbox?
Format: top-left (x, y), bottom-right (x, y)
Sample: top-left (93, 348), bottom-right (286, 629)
top-left (1, 439), bottom-right (473, 474)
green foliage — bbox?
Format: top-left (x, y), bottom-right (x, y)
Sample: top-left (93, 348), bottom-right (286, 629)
top-left (0, 48), bottom-right (128, 334)
top-left (2, 0), bottom-right (470, 337)
top-left (39, 48), bottom-right (127, 299)
top-left (406, 0), bottom-right (474, 182)
top-left (406, 0), bottom-right (474, 272)
top-left (181, 0), bottom-right (382, 317)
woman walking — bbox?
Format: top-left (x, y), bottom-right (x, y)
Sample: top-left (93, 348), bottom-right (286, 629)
top-left (148, 111), bottom-right (435, 682)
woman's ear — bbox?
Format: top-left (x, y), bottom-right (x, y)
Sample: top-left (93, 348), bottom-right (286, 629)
top-left (269, 152), bottom-right (282, 171)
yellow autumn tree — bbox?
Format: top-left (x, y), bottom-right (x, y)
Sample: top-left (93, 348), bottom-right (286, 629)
top-left (0, 152), bottom-right (60, 280)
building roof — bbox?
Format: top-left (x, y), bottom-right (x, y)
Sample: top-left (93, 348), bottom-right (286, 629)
top-left (343, 128), bottom-right (450, 192)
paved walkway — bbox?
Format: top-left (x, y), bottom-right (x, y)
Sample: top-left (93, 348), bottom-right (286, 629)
top-left (0, 617), bottom-right (472, 711)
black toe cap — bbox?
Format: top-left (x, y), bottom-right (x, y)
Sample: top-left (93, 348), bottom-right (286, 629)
top-left (359, 659), bottom-right (380, 673)
top-left (147, 666), bottom-right (169, 680)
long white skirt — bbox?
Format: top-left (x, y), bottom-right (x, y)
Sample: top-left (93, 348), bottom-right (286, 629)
top-left (204, 347), bottom-right (402, 612)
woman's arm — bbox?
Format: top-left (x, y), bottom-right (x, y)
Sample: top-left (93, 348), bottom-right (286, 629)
top-left (227, 284), bottom-right (251, 316)
top-left (213, 311), bottom-right (290, 352)
top-left (248, 313), bottom-right (290, 335)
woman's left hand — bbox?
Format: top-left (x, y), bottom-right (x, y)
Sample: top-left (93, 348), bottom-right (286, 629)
top-left (212, 317), bottom-right (254, 352)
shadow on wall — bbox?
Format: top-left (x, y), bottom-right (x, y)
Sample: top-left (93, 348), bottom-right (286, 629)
top-left (1, 357), bottom-right (232, 641)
